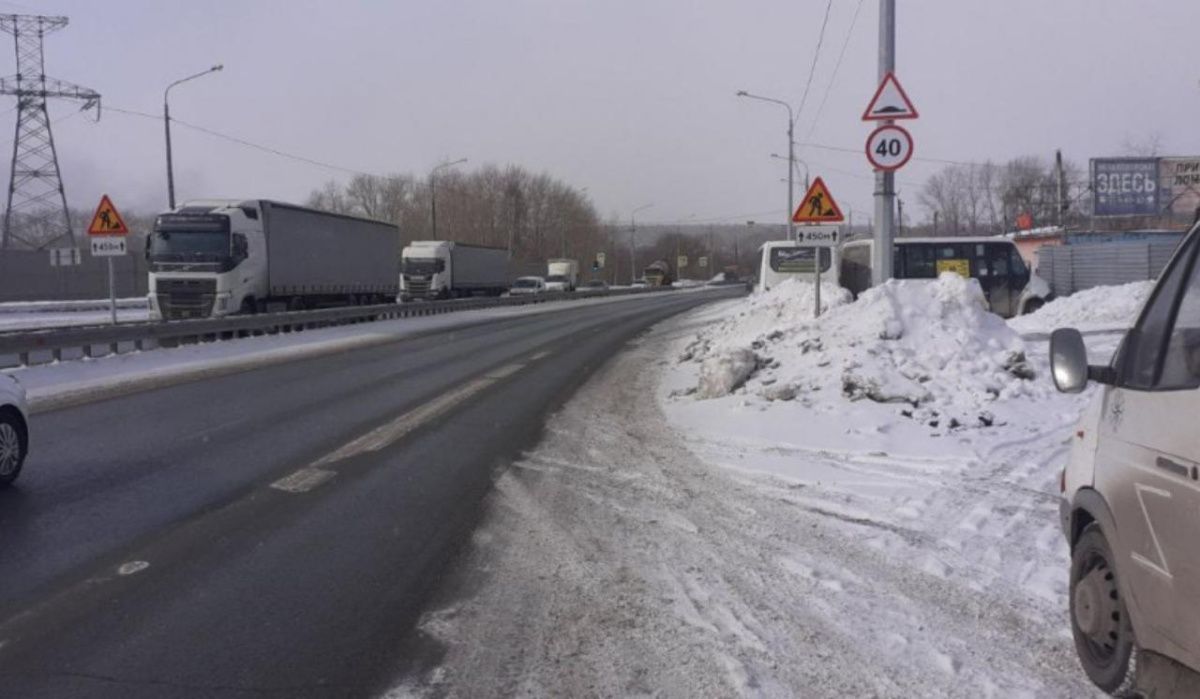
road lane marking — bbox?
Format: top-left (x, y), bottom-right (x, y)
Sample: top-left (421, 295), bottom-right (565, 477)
top-left (270, 467), bottom-right (337, 493)
top-left (529, 350), bottom-right (552, 361)
top-left (311, 363), bottom-right (525, 468)
top-left (116, 560), bottom-right (150, 576)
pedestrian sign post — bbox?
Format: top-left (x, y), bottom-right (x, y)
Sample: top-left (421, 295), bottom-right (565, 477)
top-left (862, 72), bottom-right (918, 121)
top-left (796, 225), bottom-right (839, 247)
top-left (792, 177), bottom-right (845, 224)
top-left (86, 194), bottom-right (129, 325)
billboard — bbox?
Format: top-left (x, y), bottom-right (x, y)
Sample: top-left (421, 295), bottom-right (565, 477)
top-left (1160, 157), bottom-right (1200, 218)
top-left (1092, 158), bottom-right (1159, 216)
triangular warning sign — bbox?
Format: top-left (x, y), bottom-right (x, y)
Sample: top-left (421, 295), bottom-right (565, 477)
top-left (862, 71), bottom-right (918, 121)
top-left (87, 194), bottom-right (129, 236)
top-left (793, 177), bottom-right (845, 223)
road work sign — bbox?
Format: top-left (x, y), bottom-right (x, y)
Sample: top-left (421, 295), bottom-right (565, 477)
top-left (862, 72), bottom-right (918, 121)
top-left (793, 177), bottom-right (845, 223)
top-left (87, 194), bottom-right (129, 236)
top-left (90, 236), bottom-right (127, 257)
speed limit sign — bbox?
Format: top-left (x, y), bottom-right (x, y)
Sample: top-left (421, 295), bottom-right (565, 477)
top-left (865, 124), bottom-right (914, 171)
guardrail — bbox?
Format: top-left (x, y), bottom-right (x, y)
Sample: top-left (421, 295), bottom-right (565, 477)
top-left (0, 286), bottom-right (699, 369)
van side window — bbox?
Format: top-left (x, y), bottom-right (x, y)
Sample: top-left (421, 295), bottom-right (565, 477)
top-left (1124, 238), bottom-right (1200, 389)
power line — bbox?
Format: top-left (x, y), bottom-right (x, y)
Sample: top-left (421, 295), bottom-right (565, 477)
top-left (793, 0), bottom-right (834, 126)
top-left (106, 104), bottom-right (379, 177)
top-left (801, 0), bottom-right (865, 148)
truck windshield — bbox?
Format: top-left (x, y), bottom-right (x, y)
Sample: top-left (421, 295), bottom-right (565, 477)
top-left (150, 230), bottom-right (231, 260)
top-left (402, 258), bottom-right (445, 275)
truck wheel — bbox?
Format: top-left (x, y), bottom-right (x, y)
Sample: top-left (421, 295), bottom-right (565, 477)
top-left (239, 297), bottom-right (258, 315)
top-left (1071, 523), bottom-right (1139, 696)
top-left (0, 408), bottom-right (27, 487)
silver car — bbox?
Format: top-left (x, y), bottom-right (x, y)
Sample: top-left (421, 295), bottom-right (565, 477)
top-left (1052, 220), bottom-right (1200, 696)
top-left (0, 374), bottom-right (29, 487)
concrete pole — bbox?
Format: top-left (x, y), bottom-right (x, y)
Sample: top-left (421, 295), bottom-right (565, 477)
top-left (871, 0), bottom-right (896, 286)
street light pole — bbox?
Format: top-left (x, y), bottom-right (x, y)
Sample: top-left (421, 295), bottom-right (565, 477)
top-left (629, 203), bottom-right (653, 285)
top-left (164, 64), bottom-right (223, 209)
top-left (737, 91), bottom-right (796, 241)
top-left (771, 152), bottom-right (809, 192)
top-left (429, 158), bottom-right (467, 240)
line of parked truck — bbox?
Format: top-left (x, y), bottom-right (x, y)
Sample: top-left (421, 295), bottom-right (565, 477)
top-left (144, 199), bottom-right (607, 321)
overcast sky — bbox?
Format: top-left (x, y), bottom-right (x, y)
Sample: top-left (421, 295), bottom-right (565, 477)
top-left (8, 0), bottom-right (1200, 226)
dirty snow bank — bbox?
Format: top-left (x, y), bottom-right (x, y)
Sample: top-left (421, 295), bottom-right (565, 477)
top-left (1009, 280), bottom-right (1153, 334)
top-left (675, 273), bottom-right (1048, 450)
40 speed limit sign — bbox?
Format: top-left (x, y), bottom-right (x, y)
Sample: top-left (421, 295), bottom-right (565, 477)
top-left (865, 124), bottom-right (914, 171)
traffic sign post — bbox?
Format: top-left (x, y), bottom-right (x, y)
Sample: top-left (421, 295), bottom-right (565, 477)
top-left (865, 124), bottom-right (914, 172)
top-left (862, 72), bottom-right (918, 121)
top-left (791, 177), bottom-right (846, 319)
top-left (87, 194), bottom-right (130, 325)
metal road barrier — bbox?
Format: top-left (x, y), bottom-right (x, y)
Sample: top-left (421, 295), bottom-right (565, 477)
top-left (0, 285), bottom-right (727, 369)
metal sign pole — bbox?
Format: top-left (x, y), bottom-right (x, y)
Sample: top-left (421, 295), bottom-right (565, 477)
top-left (108, 256), bottom-right (117, 325)
top-left (815, 246), bottom-right (822, 318)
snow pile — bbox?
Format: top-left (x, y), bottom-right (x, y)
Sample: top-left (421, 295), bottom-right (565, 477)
top-left (1009, 280), bottom-right (1154, 334)
top-left (676, 273), bottom-right (1045, 435)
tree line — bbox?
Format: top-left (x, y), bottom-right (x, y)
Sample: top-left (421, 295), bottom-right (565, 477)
top-left (306, 165), bottom-right (605, 264)
top-left (912, 155), bottom-right (1087, 236)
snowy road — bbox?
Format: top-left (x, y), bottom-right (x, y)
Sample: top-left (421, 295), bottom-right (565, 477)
top-left (393, 308), bottom-right (1107, 697)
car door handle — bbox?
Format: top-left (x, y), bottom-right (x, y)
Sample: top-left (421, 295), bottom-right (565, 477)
top-left (1155, 456), bottom-right (1196, 480)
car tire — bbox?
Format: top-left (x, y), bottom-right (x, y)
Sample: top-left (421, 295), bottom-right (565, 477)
top-left (0, 408), bottom-right (27, 488)
top-left (1070, 523), bottom-right (1139, 696)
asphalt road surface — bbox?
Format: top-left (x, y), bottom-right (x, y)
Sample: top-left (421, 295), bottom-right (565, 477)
top-left (0, 288), bottom-right (740, 698)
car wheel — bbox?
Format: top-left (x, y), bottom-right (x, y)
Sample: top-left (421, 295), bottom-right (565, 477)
top-left (1071, 523), bottom-right (1139, 696)
top-left (0, 409), bottom-right (26, 487)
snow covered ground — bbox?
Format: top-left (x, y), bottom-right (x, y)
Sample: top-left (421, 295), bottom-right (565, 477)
top-left (392, 275), bottom-right (1143, 697)
top-left (1009, 280), bottom-right (1153, 335)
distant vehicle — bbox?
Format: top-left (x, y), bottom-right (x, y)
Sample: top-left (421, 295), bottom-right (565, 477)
top-left (1051, 220), bottom-right (1200, 696)
top-left (400, 241), bottom-right (509, 301)
top-left (755, 240), bottom-right (834, 292)
top-left (508, 276), bottom-right (547, 295)
top-left (545, 259), bottom-right (580, 292)
top-left (0, 374), bottom-right (28, 487)
top-left (643, 260), bottom-right (673, 287)
top-left (839, 237), bottom-right (1050, 318)
top-left (148, 200), bottom-right (398, 320)
top-left (582, 279), bottom-right (608, 290)
top-left (631, 279), bottom-right (649, 288)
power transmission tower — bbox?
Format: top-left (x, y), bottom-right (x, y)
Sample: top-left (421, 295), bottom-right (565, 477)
top-left (0, 14), bottom-right (100, 251)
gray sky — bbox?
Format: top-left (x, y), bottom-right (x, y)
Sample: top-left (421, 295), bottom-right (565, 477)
top-left (10, 0), bottom-right (1200, 225)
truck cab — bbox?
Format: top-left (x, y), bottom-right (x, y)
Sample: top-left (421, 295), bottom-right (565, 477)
top-left (400, 241), bottom-right (453, 301)
top-left (147, 200), bottom-right (265, 320)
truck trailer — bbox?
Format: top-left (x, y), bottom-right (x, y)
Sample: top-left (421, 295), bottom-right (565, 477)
top-left (399, 240), bottom-right (509, 301)
top-left (147, 200), bottom-right (399, 320)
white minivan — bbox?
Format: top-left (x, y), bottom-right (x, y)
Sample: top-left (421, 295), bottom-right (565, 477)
top-left (1051, 222), bottom-right (1200, 696)
top-left (755, 240), bottom-right (836, 292)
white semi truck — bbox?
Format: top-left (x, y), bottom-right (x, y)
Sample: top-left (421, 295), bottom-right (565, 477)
top-left (545, 258), bottom-right (579, 292)
top-left (147, 200), bottom-right (399, 320)
top-left (399, 240), bottom-right (509, 301)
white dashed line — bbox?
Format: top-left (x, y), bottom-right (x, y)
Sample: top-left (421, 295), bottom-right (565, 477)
top-left (270, 467), bottom-right (337, 493)
top-left (117, 560), bottom-right (150, 576)
top-left (529, 350), bottom-right (552, 361)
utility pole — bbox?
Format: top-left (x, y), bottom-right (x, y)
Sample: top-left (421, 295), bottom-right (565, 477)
top-left (629, 203), bottom-right (653, 284)
top-left (871, 0), bottom-right (896, 285)
top-left (165, 64), bottom-right (223, 210)
top-left (429, 158), bottom-right (467, 242)
top-left (933, 210), bottom-right (939, 236)
top-left (0, 15), bottom-right (100, 251)
top-left (1055, 149), bottom-right (1066, 227)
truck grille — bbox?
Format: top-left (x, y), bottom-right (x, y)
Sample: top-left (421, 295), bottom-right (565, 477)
top-left (156, 278), bottom-right (217, 319)
top-left (403, 276), bottom-right (431, 296)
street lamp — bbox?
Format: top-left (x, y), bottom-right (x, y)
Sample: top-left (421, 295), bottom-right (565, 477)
top-left (430, 158), bottom-right (467, 240)
top-left (629, 202), bottom-right (653, 285)
top-left (737, 90), bottom-right (796, 240)
top-left (164, 64), bottom-right (223, 209)
top-left (770, 153), bottom-right (809, 192)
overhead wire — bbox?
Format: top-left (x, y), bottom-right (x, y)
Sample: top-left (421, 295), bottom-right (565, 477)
top-left (800, 0), bottom-right (865, 149)
top-left (792, 0), bottom-right (834, 127)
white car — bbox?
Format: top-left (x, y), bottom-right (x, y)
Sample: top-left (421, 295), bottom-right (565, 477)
top-left (1051, 220), bottom-right (1200, 695)
top-left (508, 276), bottom-right (546, 296)
top-left (0, 374), bottom-right (29, 487)
top-left (543, 274), bottom-right (571, 292)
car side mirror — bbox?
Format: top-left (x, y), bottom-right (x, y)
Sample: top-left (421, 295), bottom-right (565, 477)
top-left (1050, 328), bottom-right (1090, 393)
